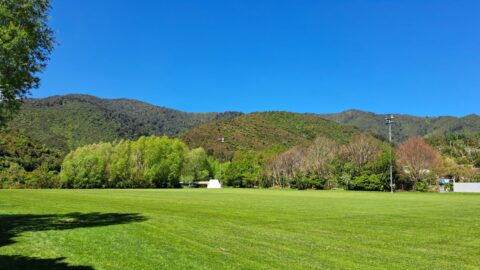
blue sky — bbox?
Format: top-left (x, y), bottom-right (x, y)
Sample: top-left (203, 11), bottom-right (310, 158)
top-left (36, 0), bottom-right (479, 116)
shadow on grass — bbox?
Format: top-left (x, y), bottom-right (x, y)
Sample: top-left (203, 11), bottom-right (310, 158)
top-left (0, 255), bottom-right (93, 270)
top-left (0, 212), bottom-right (147, 270)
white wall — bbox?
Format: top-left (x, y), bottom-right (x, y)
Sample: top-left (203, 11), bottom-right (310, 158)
top-left (453, 182), bottom-right (480, 193)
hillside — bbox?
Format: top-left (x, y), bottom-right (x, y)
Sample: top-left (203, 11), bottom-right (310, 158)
top-left (9, 95), bottom-right (480, 155)
top-left (0, 128), bottom-right (63, 188)
top-left (321, 110), bottom-right (480, 143)
top-left (427, 133), bottom-right (480, 167)
top-left (181, 111), bottom-right (359, 159)
top-left (0, 128), bottom-right (62, 171)
top-left (10, 95), bottom-right (241, 152)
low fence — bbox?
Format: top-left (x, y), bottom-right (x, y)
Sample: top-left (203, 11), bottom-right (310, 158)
top-left (453, 182), bottom-right (480, 193)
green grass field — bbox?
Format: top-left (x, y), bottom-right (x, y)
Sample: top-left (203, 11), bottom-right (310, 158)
top-left (0, 189), bottom-right (478, 270)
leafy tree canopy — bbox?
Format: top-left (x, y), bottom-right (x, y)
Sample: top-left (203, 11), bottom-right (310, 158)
top-left (0, 0), bottom-right (55, 126)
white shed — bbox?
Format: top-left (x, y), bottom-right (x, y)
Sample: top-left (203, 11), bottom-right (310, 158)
top-left (207, 179), bottom-right (222, 189)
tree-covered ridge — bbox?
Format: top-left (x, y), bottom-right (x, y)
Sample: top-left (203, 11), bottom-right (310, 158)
top-left (427, 133), bottom-right (480, 167)
top-left (181, 111), bottom-right (359, 159)
top-left (10, 94), bottom-right (242, 152)
top-left (10, 94), bottom-right (480, 156)
top-left (99, 97), bottom-right (242, 136)
top-left (12, 96), bottom-right (139, 151)
top-left (321, 110), bottom-right (480, 143)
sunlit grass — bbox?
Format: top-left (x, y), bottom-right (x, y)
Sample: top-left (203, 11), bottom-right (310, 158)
top-left (0, 189), bottom-right (478, 269)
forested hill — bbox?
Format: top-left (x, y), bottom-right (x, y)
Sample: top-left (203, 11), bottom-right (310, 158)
top-left (321, 110), bottom-right (480, 143)
top-left (181, 111), bottom-right (359, 159)
top-left (10, 94), bottom-right (242, 152)
top-left (8, 94), bottom-right (480, 155)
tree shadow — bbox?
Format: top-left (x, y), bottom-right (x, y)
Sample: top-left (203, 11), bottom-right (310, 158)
top-left (0, 212), bottom-right (147, 270)
top-left (0, 256), bottom-right (93, 270)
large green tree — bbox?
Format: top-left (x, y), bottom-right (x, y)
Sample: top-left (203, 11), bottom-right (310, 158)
top-left (181, 147), bottom-right (211, 182)
top-left (0, 0), bottom-right (54, 126)
top-left (224, 151), bottom-right (263, 187)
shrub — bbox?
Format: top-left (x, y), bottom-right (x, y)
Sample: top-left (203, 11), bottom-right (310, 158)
top-left (415, 181), bottom-right (428, 192)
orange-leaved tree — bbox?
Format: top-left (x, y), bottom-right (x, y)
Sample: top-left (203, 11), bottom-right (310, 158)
top-left (396, 137), bottom-right (442, 188)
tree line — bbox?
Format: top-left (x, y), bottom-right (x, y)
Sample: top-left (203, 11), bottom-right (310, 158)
top-left (222, 134), bottom-right (477, 191)
top-left (59, 133), bottom-right (466, 191)
top-left (2, 131), bottom-right (479, 190)
top-left (60, 136), bottom-right (214, 188)
top-left (223, 134), bottom-right (392, 190)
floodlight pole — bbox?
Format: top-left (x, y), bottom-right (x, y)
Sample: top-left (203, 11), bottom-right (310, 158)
top-left (218, 137), bottom-right (225, 181)
top-left (385, 115), bottom-right (394, 193)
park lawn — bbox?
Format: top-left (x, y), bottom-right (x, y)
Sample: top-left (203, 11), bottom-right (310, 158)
top-left (0, 189), bottom-right (479, 270)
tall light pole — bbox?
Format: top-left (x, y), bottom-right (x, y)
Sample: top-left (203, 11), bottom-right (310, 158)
top-left (385, 115), bottom-right (394, 193)
top-left (217, 137), bottom-right (225, 181)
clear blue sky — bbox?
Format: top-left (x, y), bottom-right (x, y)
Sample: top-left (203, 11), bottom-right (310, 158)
top-left (36, 0), bottom-right (479, 116)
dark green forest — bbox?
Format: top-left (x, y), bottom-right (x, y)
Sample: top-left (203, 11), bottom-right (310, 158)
top-left (11, 94), bottom-right (242, 152)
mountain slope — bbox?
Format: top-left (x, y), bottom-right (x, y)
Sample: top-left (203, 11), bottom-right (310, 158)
top-left (9, 94), bottom-right (480, 154)
top-left (10, 94), bottom-right (241, 152)
top-left (181, 111), bottom-right (359, 159)
top-left (321, 110), bottom-right (480, 143)
top-left (99, 97), bottom-right (242, 137)
top-left (427, 133), bottom-right (480, 167)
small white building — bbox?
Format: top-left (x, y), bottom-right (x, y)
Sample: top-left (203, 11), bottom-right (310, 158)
top-left (207, 179), bottom-right (222, 189)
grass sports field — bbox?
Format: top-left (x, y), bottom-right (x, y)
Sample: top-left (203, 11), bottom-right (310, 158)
top-left (0, 189), bottom-right (478, 269)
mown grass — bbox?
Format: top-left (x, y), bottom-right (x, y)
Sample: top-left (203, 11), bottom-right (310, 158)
top-left (0, 189), bottom-right (478, 269)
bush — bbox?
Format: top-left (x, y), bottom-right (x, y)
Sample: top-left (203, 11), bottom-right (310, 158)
top-left (415, 181), bottom-right (428, 192)
top-left (26, 163), bottom-right (61, 188)
top-left (0, 162), bottom-right (27, 188)
top-left (350, 174), bottom-right (386, 191)
top-left (290, 173), bottom-right (327, 190)
top-left (444, 182), bottom-right (453, 192)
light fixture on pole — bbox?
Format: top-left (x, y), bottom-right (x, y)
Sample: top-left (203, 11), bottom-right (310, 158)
top-left (385, 115), bottom-right (394, 193)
